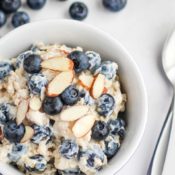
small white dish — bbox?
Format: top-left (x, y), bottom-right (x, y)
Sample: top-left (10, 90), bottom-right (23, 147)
top-left (0, 20), bottom-right (148, 175)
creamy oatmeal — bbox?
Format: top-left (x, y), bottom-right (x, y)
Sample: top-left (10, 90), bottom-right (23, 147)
top-left (0, 43), bottom-right (126, 175)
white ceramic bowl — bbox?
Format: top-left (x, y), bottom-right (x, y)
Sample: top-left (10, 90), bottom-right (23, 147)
top-left (0, 20), bottom-right (147, 175)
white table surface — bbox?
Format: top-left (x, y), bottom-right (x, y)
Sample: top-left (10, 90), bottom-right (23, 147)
top-left (0, 0), bottom-right (175, 174)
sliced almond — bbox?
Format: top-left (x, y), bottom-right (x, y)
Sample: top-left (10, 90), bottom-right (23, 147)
top-left (79, 73), bottom-right (94, 90)
top-left (41, 57), bottom-right (74, 71)
top-left (29, 96), bottom-right (42, 111)
top-left (16, 99), bottom-right (29, 125)
top-left (91, 74), bottom-right (105, 99)
top-left (60, 105), bottom-right (89, 121)
top-left (47, 71), bottom-right (74, 97)
top-left (72, 115), bottom-right (95, 138)
top-left (21, 126), bottom-right (34, 143)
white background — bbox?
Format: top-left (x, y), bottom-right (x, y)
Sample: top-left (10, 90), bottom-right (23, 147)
top-left (0, 0), bottom-right (175, 174)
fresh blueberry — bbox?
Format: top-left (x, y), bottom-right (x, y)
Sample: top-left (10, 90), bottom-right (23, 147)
top-left (97, 93), bottom-right (115, 117)
top-left (85, 51), bottom-right (101, 72)
top-left (0, 10), bottom-right (6, 27)
top-left (102, 0), bottom-right (127, 12)
top-left (68, 51), bottom-right (90, 73)
top-left (25, 154), bottom-right (47, 172)
top-left (95, 61), bottom-right (118, 80)
top-left (3, 120), bottom-right (25, 143)
top-left (8, 144), bottom-right (27, 162)
top-left (69, 2), bottom-right (88, 21)
top-left (11, 11), bottom-right (30, 28)
top-left (0, 62), bottom-right (12, 80)
top-left (27, 0), bottom-right (47, 10)
top-left (61, 85), bottom-right (79, 106)
top-left (23, 54), bottom-right (41, 73)
top-left (57, 168), bottom-right (84, 175)
top-left (91, 121), bottom-right (109, 141)
top-left (0, 103), bottom-right (11, 124)
top-left (31, 125), bottom-right (52, 144)
top-left (42, 96), bottom-right (63, 115)
top-left (80, 90), bottom-right (95, 106)
top-left (108, 118), bottom-right (126, 138)
top-left (103, 136), bottom-right (120, 159)
top-left (1, 0), bottom-right (21, 14)
top-left (59, 139), bottom-right (79, 159)
top-left (28, 73), bottom-right (47, 95)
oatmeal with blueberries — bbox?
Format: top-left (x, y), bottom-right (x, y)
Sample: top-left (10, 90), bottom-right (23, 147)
top-left (0, 43), bottom-right (126, 175)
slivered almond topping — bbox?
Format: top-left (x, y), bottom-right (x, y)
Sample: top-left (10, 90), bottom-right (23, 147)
top-left (21, 126), bottom-right (34, 143)
top-left (29, 96), bottom-right (42, 111)
top-left (60, 105), bottom-right (89, 121)
top-left (79, 73), bottom-right (94, 90)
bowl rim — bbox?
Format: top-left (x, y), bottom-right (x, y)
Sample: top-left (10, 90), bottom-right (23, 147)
top-left (0, 19), bottom-right (148, 175)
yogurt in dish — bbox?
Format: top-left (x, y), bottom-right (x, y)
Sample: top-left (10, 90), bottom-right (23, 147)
top-left (0, 43), bottom-right (126, 175)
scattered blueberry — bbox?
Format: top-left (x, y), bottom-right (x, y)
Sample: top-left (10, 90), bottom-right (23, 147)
top-left (25, 154), bottom-right (47, 172)
top-left (68, 51), bottom-right (90, 73)
top-left (61, 85), bottom-right (79, 106)
top-left (69, 2), bottom-right (88, 21)
top-left (97, 93), bottom-right (115, 117)
top-left (3, 120), bottom-right (25, 143)
top-left (0, 10), bottom-right (7, 27)
top-left (28, 73), bottom-right (47, 95)
top-left (57, 168), bottom-right (84, 175)
top-left (91, 121), bottom-right (109, 141)
top-left (23, 54), bottom-right (41, 74)
top-left (11, 11), bottom-right (30, 28)
top-left (1, 0), bottom-right (21, 14)
top-left (80, 90), bottom-right (95, 106)
top-left (103, 136), bottom-right (120, 159)
top-left (42, 96), bottom-right (63, 115)
top-left (59, 139), bottom-right (79, 159)
top-left (8, 144), bottom-right (27, 162)
top-left (31, 125), bottom-right (52, 144)
top-left (27, 0), bottom-right (47, 10)
top-left (0, 103), bottom-right (11, 124)
top-left (102, 0), bottom-right (127, 12)
top-left (0, 62), bottom-right (12, 80)
top-left (85, 51), bottom-right (101, 72)
top-left (95, 61), bottom-right (118, 80)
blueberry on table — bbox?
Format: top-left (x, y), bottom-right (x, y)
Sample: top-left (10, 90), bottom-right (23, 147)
top-left (61, 85), bottom-right (79, 106)
top-left (97, 93), bottom-right (115, 117)
top-left (68, 51), bottom-right (90, 73)
top-left (27, 0), bottom-right (47, 10)
top-left (12, 11), bottom-right (30, 28)
top-left (91, 121), bottom-right (109, 141)
top-left (0, 103), bottom-right (11, 124)
top-left (42, 96), bottom-right (63, 115)
top-left (102, 0), bottom-right (127, 12)
top-left (69, 2), bottom-right (88, 21)
top-left (0, 62), bottom-right (12, 80)
top-left (0, 10), bottom-right (6, 27)
top-left (3, 120), bottom-right (25, 143)
top-left (59, 139), bottom-right (79, 159)
top-left (0, 0), bottom-right (21, 14)
top-left (23, 54), bottom-right (41, 74)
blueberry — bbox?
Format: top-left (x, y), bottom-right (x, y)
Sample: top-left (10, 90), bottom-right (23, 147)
top-left (1, 0), bottom-right (21, 14)
top-left (0, 62), bottom-right (12, 80)
top-left (8, 144), bottom-right (27, 162)
top-left (108, 118), bottom-right (126, 138)
top-left (57, 168), bottom-right (84, 175)
top-left (42, 96), bottom-right (63, 115)
top-left (103, 136), bottom-right (120, 159)
top-left (97, 94), bottom-right (115, 117)
top-left (95, 61), bottom-right (118, 80)
top-left (31, 125), bottom-right (52, 144)
top-left (68, 51), bottom-right (90, 73)
top-left (102, 0), bottom-right (127, 12)
top-left (59, 139), bottom-right (79, 159)
top-left (85, 51), bottom-right (101, 72)
top-left (11, 11), bottom-right (30, 28)
top-left (3, 120), bottom-right (25, 143)
top-left (69, 2), bottom-right (88, 21)
top-left (28, 73), bottom-right (47, 95)
top-left (92, 121), bottom-right (109, 141)
top-left (61, 85), bottom-right (79, 106)
top-left (23, 54), bottom-right (41, 74)
top-left (27, 0), bottom-right (47, 10)
top-left (80, 90), bottom-right (95, 106)
top-left (0, 103), bottom-right (11, 124)
top-left (0, 10), bottom-right (6, 27)
top-left (25, 154), bottom-right (47, 172)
